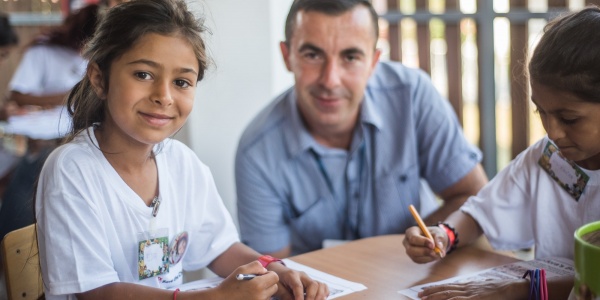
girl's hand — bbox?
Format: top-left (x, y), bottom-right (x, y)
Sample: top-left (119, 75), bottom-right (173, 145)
top-left (403, 225), bottom-right (448, 264)
top-left (271, 264), bottom-right (330, 300)
top-left (417, 279), bottom-right (528, 300)
top-left (216, 261), bottom-right (279, 300)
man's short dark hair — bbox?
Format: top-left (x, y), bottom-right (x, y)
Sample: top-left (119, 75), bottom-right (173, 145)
top-left (284, 0), bottom-right (379, 46)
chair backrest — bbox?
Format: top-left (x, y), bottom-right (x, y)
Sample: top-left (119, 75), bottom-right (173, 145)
top-left (1, 224), bottom-right (43, 300)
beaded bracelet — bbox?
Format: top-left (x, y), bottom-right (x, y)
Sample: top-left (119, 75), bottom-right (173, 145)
top-left (522, 269), bottom-right (547, 300)
top-left (437, 222), bottom-right (459, 254)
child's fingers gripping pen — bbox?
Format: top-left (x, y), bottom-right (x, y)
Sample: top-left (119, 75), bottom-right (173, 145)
top-left (236, 273), bottom-right (259, 280)
top-left (408, 204), bottom-right (443, 258)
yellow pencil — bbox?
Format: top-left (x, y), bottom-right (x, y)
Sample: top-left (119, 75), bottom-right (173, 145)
top-left (408, 204), bottom-right (443, 258)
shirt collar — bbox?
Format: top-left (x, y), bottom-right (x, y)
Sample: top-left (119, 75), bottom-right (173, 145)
top-left (360, 88), bottom-right (384, 130)
top-left (285, 89), bottom-right (317, 157)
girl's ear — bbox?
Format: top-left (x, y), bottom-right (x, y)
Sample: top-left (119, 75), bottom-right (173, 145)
top-left (88, 63), bottom-right (106, 99)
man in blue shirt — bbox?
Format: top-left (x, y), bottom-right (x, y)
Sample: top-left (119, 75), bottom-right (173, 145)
top-left (235, 0), bottom-right (488, 257)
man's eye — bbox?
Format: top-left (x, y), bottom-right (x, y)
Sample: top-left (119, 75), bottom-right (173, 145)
top-left (346, 55), bottom-right (358, 62)
top-left (304, 52), bottom-right (320, 60)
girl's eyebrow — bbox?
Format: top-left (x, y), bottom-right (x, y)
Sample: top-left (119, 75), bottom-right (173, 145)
top-left (531, 98), bottom-right (580, 114)
top-left (127, 59), bottom-right (198, 76)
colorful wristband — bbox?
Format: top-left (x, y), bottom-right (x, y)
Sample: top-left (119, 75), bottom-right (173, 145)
top-left (258, 255), bottom-right (285, 268)
top-left (437, 222), bottom-right (459, 254)
top-left (522, 268), bottom-right (547, 300)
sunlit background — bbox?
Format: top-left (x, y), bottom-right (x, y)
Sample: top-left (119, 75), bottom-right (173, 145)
top-left (372, 0), bottom-right (587, 172)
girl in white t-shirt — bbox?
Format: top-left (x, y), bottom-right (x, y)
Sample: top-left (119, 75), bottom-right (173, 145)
top-left (403, 6), bottom-right (600, 300)
top-left (35, 0), bottom-right (329, 299)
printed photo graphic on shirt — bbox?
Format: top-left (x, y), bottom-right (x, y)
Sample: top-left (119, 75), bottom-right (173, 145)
top-left (538, 141), bottom-right (589, 201)
top-left (138, 235), bottom-right (170, 280)
top-left (158, 260), bottom-right (184, 288)
top-left (169, 231), bottom-right (189, 265)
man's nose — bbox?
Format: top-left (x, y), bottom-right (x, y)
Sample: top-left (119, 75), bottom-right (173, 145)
top-left (318, 59), bottom-right (342, 89)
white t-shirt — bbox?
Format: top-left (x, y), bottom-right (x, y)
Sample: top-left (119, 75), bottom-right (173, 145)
top-left (461, 137), bottom-right (600, 259)
top-left (35, 127), bottom-right (239, 299)
top-left (7, 44), bottom-right (83, 139)
top-left (9, 44), bottom-right (86, 95)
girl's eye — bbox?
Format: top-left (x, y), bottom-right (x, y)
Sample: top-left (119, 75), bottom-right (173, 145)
top-left (561, 117), bottom-right (578, 125)
top-left (174, 79), bottom-right (191, 88)
top-left (135, 72), bottom-right (152, 80)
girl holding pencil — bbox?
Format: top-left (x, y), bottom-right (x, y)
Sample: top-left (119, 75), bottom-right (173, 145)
top-left (35, 0), bottom-right (329, 298)
top-left (403, 6), bottom-right (600, 300)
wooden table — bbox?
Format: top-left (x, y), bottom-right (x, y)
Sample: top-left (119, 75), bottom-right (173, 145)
top-left (290, 234), bottom-right (519, 299)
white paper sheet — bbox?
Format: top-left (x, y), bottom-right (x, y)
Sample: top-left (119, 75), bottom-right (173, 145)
top-left (173, 258), bottom-right (367, 299)
top-left (1, 107), bottom-right (71, 140)
top-left (398, 257), bottom-right (574, 299)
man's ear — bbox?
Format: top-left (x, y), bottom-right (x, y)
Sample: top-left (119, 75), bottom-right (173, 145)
top-left (367, 48), bottom-right (382, 77)
top-left (88, 62), bottom-right (106, 99)
top-left (280, 41), bottom-right (292, 72)
top-left (371, 48), bottom-right (381, 69)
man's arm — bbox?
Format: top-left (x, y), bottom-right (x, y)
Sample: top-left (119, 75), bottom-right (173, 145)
top-left (235, 148), bottom-right (292, 257)
top-left (423, 163), bottom-right (487, 225)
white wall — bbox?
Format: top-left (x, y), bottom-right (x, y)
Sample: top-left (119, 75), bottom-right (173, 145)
top-left (184, 0), bottom-right (294, 225)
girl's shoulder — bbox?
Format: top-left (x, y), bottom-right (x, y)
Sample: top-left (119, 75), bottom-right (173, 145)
top-left (512, 136), bottom-right (550, 163)
top-left (45, 131), bottom-right (103, 172)
top-left (37, 139), bottom-right (102, 193)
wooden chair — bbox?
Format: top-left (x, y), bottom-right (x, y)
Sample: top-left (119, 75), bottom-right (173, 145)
top-left (1, 224), bottom-right (43, 300)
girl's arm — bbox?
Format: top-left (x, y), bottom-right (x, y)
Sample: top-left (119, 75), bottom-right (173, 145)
top-left (77, 282), bottom-right (218, 300)
top-left (207, 242), bottom-right (262, 277)
top-left (445, 210), bottom-right (484, 248)
top-left (548, 275), bottom-right (574, 300)
top-left (76, 263), bottom-right (279, 300)
top-left (416, 274), bottom-right (573, 300)
top-left (403, 210), bottom-right (483, 263)
top-left (209, 242), bottom-right (329, 300)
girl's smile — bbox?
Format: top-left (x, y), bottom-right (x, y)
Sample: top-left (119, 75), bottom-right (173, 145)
top-left (89, 32), bottom-right (199, 151)
top-left (139, 111), bottom-right (175, 127)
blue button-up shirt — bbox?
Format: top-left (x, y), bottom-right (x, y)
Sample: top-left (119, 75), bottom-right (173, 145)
top-left (235, 61), bottom-right (482, 255)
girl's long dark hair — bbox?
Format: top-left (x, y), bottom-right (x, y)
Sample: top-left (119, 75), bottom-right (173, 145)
top-left (529, 5), bottom-right (600, 103)
top-left (65, 0), bottom-right (210, 142)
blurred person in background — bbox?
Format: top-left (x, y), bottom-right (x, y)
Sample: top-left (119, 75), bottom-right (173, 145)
top-left (0, 13), bottom-right (18, 201)
top-left (0, 4), bottom-right (99, 241)
top-left (0, 13), bottom-right (18, 67)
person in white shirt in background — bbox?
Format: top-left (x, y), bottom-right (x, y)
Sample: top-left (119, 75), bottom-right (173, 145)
top-left (0, 13), bottom-right (19, 194)
top-left (0, 4), bottom-right (99, 241)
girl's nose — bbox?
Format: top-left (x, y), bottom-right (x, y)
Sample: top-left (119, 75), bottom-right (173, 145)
top-left (151, 81), bottom-right (173, 106)
top-left (545, 117), bottom-right (566, 142)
